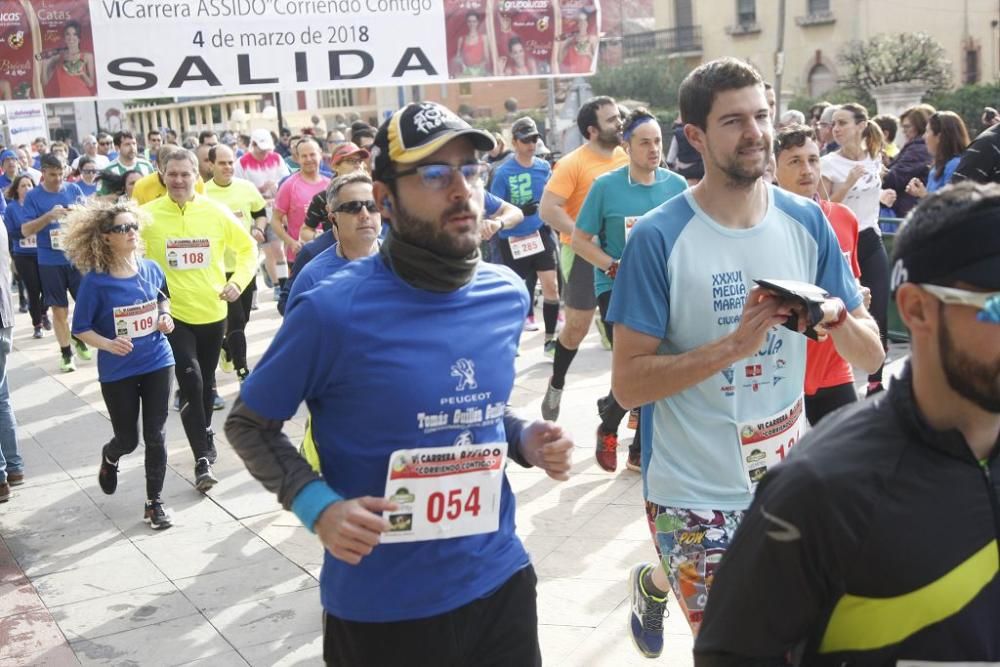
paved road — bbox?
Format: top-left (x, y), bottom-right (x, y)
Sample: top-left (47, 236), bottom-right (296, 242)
top-left (0, 287), bottom-right (909, 666)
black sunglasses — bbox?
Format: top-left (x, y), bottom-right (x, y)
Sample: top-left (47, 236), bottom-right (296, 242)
top-left (334, 199), bottom-right (377, 214)
top-left (103, 222), bottom-right (139, 234)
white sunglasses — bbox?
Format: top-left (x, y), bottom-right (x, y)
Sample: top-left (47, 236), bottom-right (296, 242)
top-left (920, 284), bottom-right (1000, 324)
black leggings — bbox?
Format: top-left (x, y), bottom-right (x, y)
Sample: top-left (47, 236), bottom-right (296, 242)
top-left (167, 318), bottom-right (225, 461)
top-left (13, 255), bottom-right (44, 327)
top-left (101, 366), bottom-right (173, 499)
top-left (596, 291), bottom-right (642, 455)
top-left (221, 273), bottom-right (256, 373)
top-left (805, 382), bottom-right (858, 426)
top-left (858, 228), bottom-right (889, 384)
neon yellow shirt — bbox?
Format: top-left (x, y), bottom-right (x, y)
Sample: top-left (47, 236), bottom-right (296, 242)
top-left (202, 177), bottom-right (267, 271)
top-left (132, 172), bottom-right (205, 206)
top-left (141, 193), bottom-right (257, 324)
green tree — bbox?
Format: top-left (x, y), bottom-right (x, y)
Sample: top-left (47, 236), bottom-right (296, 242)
top-left (838, 32), bottom-right (952, 99)
top-left (925, 83), bottom-right (1000, 136)
top-left (588, 56), bottom-right (688, 110)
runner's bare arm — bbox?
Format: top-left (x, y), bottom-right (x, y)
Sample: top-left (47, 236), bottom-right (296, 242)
top-left (570, 227), bottom-right (615, 272)
top-left (22, 206), bottom-right (63, 236)
top-left (821, 304), bottom-right (884, 374)
top-left (269, 208), bottom-right (297, 246)
top-left (493, 199), bottom-right (524, 232)
top-left (612, 287), bottom-right (795, 409)
top-left (539, 190), bottom-right (575, 236)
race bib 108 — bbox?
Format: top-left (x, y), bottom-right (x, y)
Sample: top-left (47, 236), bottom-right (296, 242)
top-left (166, 238), bottom-right (211, 270)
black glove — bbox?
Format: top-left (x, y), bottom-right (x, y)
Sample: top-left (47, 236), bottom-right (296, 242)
top-left (518, 201), bottom-right (539, 217)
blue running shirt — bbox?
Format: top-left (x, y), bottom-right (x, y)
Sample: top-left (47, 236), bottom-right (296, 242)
top-left (608, 186), bottom-right (862, 510)
top-left (240, 256), bottom-right (532, 622)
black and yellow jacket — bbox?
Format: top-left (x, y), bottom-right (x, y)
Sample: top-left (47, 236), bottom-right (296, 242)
top-left (695, 363), bottom-right (1000, 665)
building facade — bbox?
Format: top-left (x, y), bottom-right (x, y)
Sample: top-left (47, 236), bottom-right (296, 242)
top-left (642, 0), bottom-right (997, 100)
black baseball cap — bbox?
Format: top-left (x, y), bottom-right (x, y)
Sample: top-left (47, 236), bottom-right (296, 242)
top-left (371, 102), bottom-right (495, 182)
top-left (511, 117), bottom-right (539, 141)
top-left (891, 204), bottom-right (1000, 292)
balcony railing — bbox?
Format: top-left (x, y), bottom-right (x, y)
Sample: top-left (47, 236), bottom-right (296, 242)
top-left (622, 26), bottom-right (702, 59)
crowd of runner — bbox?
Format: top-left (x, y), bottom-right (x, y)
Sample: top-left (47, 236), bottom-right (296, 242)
top-left (0, 56), bottom-right (997, 665)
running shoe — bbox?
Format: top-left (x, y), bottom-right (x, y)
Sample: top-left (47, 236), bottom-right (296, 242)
top-left (18, 301), bottom-right (28, 314)
top-left (543, 339), bottom-right (557, 360)
top-left (194, 458), bottom-right (218, 492)
top-left (7, 471), bottom-right (24, 486)
top-left (627, 408), bottom-right (639, 430)
top-left (237, 368), bottom-right (250, 383)
top-left (59, 356), bottom-right (76, 373)
top-left (219, 351), bottom-right (235, 374)
top-left (0, 483), bottom-right (9, 503)
top-left (98, 448), bottom-right (119, 495)
top-left (41, 314), bottom-right (52, 331)
top-left (596, 425), bottom-right (618, 472)
top-left (260, 262), bottom-right (273, 288)
top-left (628, 563), bottom-right (667, 658)
top-left (74, 340), bottom-right (92, 361)
top-left (626, 449), bottom-right (641, 472)
top-left (540, 382), bottom-right (563, 421)
top-left (524, 314), bottom-right (539, 332)
top-left (32, 327), bottom-right (43, 339)
top-left (213, 394), bottom-right (226, 411)
top-left (596, 319), bottom-right (612, 350)
top-left (143, 500), bottom-right (173, 530)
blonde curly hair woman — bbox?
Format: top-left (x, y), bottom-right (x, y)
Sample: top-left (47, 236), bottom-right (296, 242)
top-left (62, 199), bottom-right (177, 530)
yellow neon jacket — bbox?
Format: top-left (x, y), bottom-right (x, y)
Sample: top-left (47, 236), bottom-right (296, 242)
top-left (141, 193), bottom-right (257, 324)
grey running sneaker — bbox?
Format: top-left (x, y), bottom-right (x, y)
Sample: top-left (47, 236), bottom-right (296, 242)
top-left (541, 382), bottom-right (563, 421)
top-left (144, 500), bottom-right (173, 530)
top-left (194, 458), bottom-right (218, 492)
top-left (628, 563), bottom-right (667, 658)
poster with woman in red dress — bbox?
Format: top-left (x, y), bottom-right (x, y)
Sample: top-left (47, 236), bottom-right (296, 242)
top-left (554, 0), bottom-right (599, 75)
top-left (445, 0), bottom-right (493, 78)
top-left (0, 0), bottom-right (96, 100)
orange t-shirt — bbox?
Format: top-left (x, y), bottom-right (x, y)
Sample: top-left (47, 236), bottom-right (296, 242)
top-left (805, 199), bottom-right (862, 395)
top-left (545, 144), bottom-right (628, 244)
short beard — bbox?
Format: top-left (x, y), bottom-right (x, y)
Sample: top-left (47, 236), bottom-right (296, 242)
top-left (711, 140), bottom-right (768, 189)
top-left (940, 305), bottom-right (1000, 413)
top-left (596, 128), bottom-right (621, 150)
top-left (391, 195), bottom-right (481, 259)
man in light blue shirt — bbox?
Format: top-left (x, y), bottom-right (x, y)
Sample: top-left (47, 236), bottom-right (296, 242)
top-left (572, 106), bottom-right (687, 473)
top-left (606, 58), bottom-right (884, 658)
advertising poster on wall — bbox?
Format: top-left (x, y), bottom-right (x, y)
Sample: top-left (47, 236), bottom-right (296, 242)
top-left (0, 0), bottom-right (97, 100)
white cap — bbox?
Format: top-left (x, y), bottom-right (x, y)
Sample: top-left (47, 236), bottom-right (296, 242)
top-left (250, 128), bottom-right (274, 151)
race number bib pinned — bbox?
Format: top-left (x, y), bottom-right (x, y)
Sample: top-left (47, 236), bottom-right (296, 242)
top-left (509, 231), bottom-right (544, 260)
top-left (19, 235), bottom-right (37, 249)
top-left (381, 442), bottom-right (507, 544)
top-left (166, 238), bottom-right (211, 270)
top-left (738, 396), bottom-right (805, 491)
top-left (113, 300), bottom-right (157, 339)
top-left (624, 216), bottom-right (639, 243)
top-left (49, 229), bottom-right (64, 251)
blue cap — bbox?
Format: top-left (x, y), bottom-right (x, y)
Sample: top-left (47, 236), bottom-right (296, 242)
top-left (0, 149), bottom-right (16, 162)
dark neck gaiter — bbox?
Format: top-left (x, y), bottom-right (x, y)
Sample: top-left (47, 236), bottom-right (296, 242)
top-left (380, 231), bottom-right (480, 292)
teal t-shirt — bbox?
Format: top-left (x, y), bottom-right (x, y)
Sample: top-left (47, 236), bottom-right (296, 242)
top-left (575, 165), bottom-right (687, 296)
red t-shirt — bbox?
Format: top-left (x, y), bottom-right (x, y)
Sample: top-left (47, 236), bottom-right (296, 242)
top-left (805, 199), bottom-right (862, 395)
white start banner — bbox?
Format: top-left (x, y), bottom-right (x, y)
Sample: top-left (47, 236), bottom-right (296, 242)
top-left (0, 0), bottom-right (599, 101)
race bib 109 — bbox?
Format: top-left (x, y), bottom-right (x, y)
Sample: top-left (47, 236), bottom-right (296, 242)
top-left (114, 300), bottom-right (157, 339)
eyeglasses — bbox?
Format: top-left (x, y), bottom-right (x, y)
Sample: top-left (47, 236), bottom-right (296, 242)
top-left (103, 222), bottom-right (139, 234)
top-left (81, 169), bottom-right (99, 174)
top-left (517, 136), bottom-right (539, 144)
top-left (334, 199), bottom-right (377, 214)
top-left (391, 162), bottom-right (489, 191)
top-left (98, 141), bottom-right (112, 146)
top-left (921, 284), bottom-right (1000, 324)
